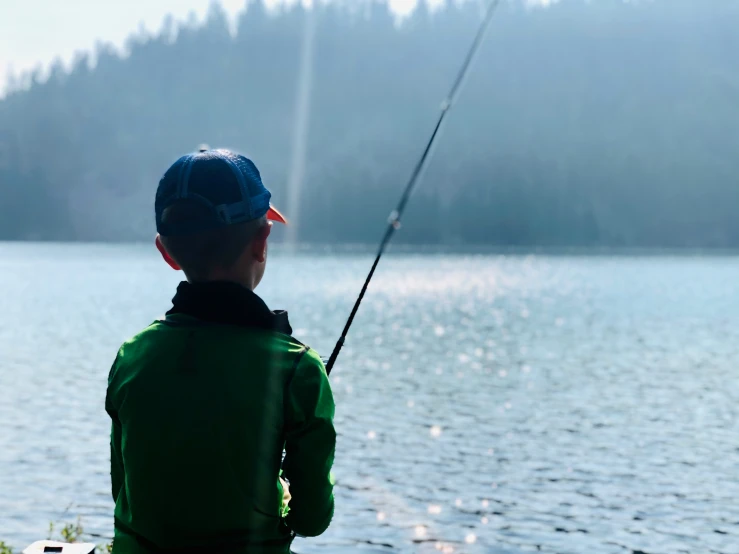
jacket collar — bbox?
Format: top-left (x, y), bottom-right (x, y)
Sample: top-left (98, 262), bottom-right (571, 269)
top-left (166, 281), bottom-right (293, 335)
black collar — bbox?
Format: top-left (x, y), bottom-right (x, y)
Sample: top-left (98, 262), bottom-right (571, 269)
top-left (166, 281), bottom-right (293, 335)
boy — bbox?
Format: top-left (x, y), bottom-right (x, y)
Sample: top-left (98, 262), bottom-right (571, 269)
top-left (105, 149), bottom-right (336, 553)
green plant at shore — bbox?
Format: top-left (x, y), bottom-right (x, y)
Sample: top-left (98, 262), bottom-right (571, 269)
top-left (59, 519), bottom-right (84, 544)
top-left (1, 518), bottom-right (112, 554)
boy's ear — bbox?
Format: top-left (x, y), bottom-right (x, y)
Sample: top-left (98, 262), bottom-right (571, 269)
top-left (252, 222), bottom-right (272, 264)
top-left (155, 235), bottom-right (181, 271)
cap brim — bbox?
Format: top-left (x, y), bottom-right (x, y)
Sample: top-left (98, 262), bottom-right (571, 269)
top-left (267, 205), bottom-right (288, 225)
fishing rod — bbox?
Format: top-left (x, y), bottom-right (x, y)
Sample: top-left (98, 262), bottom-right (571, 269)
top-left (325, 0), bottom-right (501, 376)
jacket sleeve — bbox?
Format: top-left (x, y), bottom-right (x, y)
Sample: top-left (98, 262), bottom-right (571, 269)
top-left (282, 348), bottom-right (336, 537)
top-left (105, 354), bottom-right (125, 503)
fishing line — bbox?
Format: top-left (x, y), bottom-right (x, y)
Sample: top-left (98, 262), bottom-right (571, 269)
top-left (325, 0), bottom-right (501, 375)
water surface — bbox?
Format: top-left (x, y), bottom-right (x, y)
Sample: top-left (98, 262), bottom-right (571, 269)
top-left (1, 243), bottom-right (738, 553)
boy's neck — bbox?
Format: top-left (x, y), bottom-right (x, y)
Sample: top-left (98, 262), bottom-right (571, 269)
top-left (190, 265), bottom-right (261, 290)
top-left (190, 277), bottom-right (254, 291)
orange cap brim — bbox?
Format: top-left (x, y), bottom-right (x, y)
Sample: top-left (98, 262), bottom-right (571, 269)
top-left (267, 205), bottom-right (288, 225)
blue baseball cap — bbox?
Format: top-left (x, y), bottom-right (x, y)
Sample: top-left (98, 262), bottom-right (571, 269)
top-left (155, 149), bottom-right (287, 236)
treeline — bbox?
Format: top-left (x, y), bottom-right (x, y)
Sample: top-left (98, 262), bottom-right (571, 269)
top-left (0, 0), bottom-right (738, 246)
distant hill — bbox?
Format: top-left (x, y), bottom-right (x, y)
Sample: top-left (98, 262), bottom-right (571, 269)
top-left (1, 0), bottom-right (737, 246)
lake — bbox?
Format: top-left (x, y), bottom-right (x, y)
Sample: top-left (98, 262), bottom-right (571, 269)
top-left (1, 243), bottom-right (738, 554)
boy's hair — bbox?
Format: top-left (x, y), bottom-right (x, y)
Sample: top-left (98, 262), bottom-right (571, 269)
top-left (159, 200), bottom-right (267, 281)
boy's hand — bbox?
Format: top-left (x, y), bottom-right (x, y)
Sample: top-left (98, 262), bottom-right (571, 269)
top-left (280, 477), bottom-right (292, 516)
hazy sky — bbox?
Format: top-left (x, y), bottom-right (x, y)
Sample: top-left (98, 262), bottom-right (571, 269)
top-left (0, 0), bottom-right (451, 88)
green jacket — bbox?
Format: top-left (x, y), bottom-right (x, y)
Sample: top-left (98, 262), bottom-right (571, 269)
top-left (105, 282), bottom-right (336, 553)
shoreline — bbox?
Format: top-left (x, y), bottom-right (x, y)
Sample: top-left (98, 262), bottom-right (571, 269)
top-left (1, 239), bottom-right (739, 258)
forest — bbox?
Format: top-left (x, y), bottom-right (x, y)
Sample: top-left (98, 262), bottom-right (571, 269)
top-left (0, 0), bottom-right (737, 247)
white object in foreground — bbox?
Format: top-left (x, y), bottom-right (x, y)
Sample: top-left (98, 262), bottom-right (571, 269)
top-left (23, 541), bottom-right (95, 554)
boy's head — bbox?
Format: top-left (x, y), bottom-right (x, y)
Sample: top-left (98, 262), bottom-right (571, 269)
top-left (154, 149), bottom-right (286, 288)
